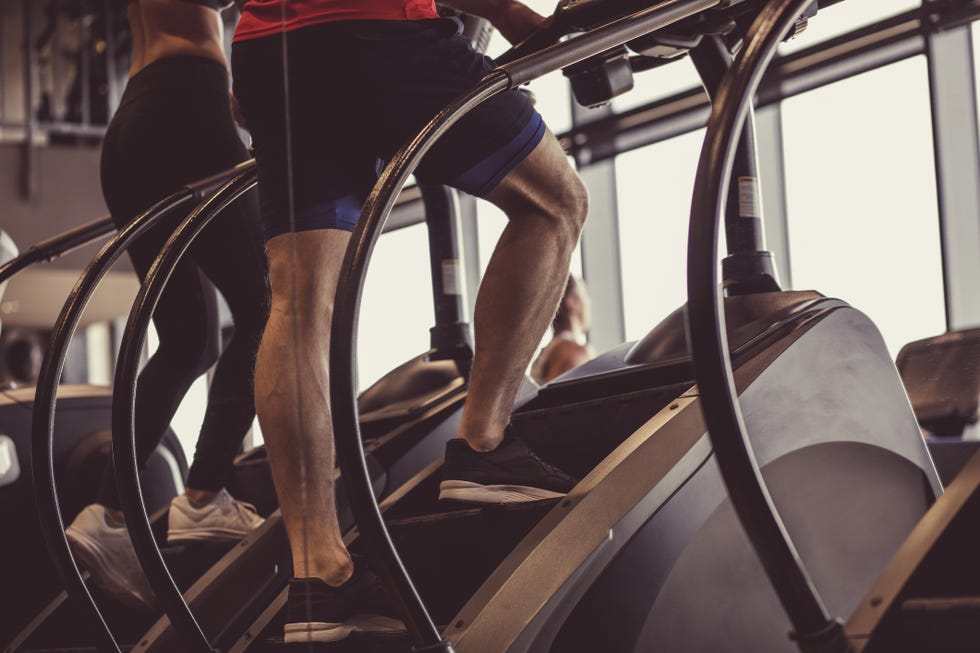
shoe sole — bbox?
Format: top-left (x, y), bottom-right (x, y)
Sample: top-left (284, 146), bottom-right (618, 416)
top-left (283, 616), bottom-right (406, 643)
top-left (66, 529), bottom-right (154, 610)
top-left (438, 480), bottom-right (566, 504)
top-left (166, 526), bottom-right (252, 545)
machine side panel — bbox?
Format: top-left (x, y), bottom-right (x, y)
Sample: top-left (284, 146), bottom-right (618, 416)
top-left (551, 306), bottom-right (937, 652)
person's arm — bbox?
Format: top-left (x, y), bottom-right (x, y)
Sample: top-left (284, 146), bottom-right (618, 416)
top-left (439, 0), bottom-right (548, 44)
top-left (541, 340), bottom-right (592, 383)
top-left (230, 91), bottom-right (248, 131)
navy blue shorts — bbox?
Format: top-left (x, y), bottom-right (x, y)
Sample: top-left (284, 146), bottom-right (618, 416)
top-left (231, 18), bottom-right (546, 240)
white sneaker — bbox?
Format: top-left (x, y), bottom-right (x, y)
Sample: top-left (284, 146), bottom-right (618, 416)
top-left (167, 488), bottom-right (264, 545)
top-left (65, 503), bottom-right (155, 610)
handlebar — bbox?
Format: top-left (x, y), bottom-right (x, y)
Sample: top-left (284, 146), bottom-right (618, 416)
top-left (0, 215), bottom-right (115, 288)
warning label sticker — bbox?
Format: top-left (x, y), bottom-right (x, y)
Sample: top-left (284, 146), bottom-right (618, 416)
top-left (442, 259), bottom-right (461, 296)
top-left (738, 176), bottom-right (761, 218)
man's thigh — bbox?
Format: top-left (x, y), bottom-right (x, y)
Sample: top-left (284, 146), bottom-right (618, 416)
top-left (347, 19), bottom-right (548, 199)
top-left (233, 18), bottom-right (553, 236)
top-left (232, 29), bottom-right (379, 241)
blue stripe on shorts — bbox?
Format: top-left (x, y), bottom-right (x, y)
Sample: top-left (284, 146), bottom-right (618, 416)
top-left (261, 194), bottom-right (362, 241)
top-left (450, 112), bottom-right (546, 197)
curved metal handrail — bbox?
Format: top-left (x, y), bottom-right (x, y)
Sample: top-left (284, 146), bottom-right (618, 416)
top-left (31, 192), bottom-right (199, 653)
top-left (685, 0), bottom-right (846, 648)
top-left (30, 159), bottom-right (255, 653)
top-left (112, 168), bottom-right (258, 653)
top-left (0, 215), bottom-right (115, 287)
top-left (327, 0), bottom-right (720, 648)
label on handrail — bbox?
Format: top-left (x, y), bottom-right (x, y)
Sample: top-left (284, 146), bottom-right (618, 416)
top-left (442, 259), bottom-right (461, 296)
top-left (738, 176), bottom-right (761, 219)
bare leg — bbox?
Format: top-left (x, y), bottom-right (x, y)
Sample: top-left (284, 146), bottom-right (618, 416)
top-left (255, 229), bottom-right (353, 586)
top-left (458, 132), bottom-right (588, 452)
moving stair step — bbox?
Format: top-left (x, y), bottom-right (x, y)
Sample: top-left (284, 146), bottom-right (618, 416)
top-left (10, 539), bottom-right (237, 652)
top-left (247, 501), bottom-right (558, 652)
top-left (378, 499), bottom-right (560, 626)
top-left (8, 591), bottom-right (152, 653)
top-left (893, 596), bottom-right (980, 652)
top-left (252, 631), bottom-right (414, 653)
top-left (902, 596), bottom-right (980, 612)
top-left (7, 648), bottom-right (118, 653)
top-left (848, 452), bottom-right (980, 653)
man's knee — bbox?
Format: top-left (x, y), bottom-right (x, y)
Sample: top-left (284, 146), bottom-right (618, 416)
top-left (264, 229), bottom-right (350, 323)
top-left (538, 171), bottom-right (588, 259)
top-left (556, 172), bottom-right (589, 232)
top-left (487, 136), bottom-right (589, 243)
top-left (522, 164), bottom-right (588, 250)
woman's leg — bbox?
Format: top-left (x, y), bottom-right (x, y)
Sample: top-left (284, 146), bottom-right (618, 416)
top-left (183, 190), bottom-right (270, 494)
top-left (95, 232), bottom-right (221, 510)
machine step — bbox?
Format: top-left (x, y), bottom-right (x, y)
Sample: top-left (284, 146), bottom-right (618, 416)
top-left (15, 648), bottom-right (110, 653)
top-left (250, 631), bottom-right (414, 652)
top-left (380, 499), bottom-right (560, 626)
top-left (847, 451), bottom-right (980, 652)
top-left (902, 596), bottom-right (980, 613)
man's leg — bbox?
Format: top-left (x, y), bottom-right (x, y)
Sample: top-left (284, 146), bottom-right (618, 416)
top-left (255, 229), bottom-right (352, 585)
top-left (255, 228), bottom-right (404, 644)
top-left (257, 229), bottom-right (407, 644)
top-left (457, 132), bottom-right (588, 450)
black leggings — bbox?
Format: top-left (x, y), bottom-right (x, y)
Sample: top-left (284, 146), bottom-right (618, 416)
top-left (97, 56), bottom-right (270, 509)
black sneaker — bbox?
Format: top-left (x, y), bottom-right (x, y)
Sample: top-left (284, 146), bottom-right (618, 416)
top-left (283, 561), bottom-right (406, 644)
top-left (439, 437), bottom-right (578, 504)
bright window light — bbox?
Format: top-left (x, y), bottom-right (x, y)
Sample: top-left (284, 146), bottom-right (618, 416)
top-left (781, 56), bottom-right (945, 356)
top-left (357, 222), bottom-right (435, 389)
top-left (612, 57), bottom-right (701, 114)
top-left (780, 0), bottom-right (919, 54)
top-left (616, 128), bottom-right (706, 341)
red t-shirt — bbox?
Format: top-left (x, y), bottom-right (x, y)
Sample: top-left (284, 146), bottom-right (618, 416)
top-left (234, 0), bottom-right (440, 41)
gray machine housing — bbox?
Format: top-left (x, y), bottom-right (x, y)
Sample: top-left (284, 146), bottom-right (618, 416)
top-left (442, 294), bottom-right (939, 652)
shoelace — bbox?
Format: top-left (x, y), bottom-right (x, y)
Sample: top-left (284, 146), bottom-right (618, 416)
top-left (215, 490), bottom-right (261, 524)
top-left (522, 443), bottom-right (573, 479)
top-left (231, 497), bottom-right (261, 524)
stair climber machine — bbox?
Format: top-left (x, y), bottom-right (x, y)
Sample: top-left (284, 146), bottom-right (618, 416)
top-left (312, 0), bottom-right (951, 651)
top-left (10, 153), bottom-right (483, 649)
top-left (21, 1), bottom-right (962, 652)
top-left (0, 218), bottom-right (189, 646)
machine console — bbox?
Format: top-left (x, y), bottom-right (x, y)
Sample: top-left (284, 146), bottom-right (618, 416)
top-left (497, 0), bottom-right (819, 108)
